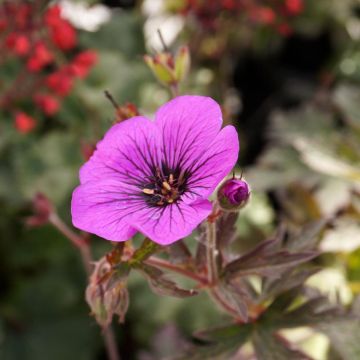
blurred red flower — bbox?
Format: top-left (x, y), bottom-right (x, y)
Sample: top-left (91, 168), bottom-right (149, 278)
top-left (27, 41), bottom-right (54, 72)
top-left (46, 69), bottom-right (74, 97)
top-left (14, 112), bottom-right (36, 133)
top-left (6, 33), bottom-right (30, 56)
top-left (34, 94), bottom-right (60, 116)
top-left (70, 50), bottom-right (98, 78)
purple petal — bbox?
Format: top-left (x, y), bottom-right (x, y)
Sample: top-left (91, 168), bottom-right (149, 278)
top-left (183, 125), bottom-right (239, 202)
top-left (80, 116), bottom-right (160, 185)
top-left (71, 179), bottom-right (141, 241)
top-left (129, 199), bottom-right (213, 245)
top-left (155, 96), bottom-right (223, 171)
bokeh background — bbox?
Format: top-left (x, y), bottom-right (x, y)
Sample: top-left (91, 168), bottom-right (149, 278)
top-left (1, 0), bottom-right (360, 359)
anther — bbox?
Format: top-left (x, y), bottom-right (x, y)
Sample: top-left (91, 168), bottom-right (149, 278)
top-left (169, 174), bottom-right (174, 185)
top-left (143, 188), bottom-right (155, 195)
top-left (162, 181), bottom-right (171, 191)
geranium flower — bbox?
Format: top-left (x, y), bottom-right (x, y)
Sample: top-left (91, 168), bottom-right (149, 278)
top-left (71, 96), bottom-right (239, 245)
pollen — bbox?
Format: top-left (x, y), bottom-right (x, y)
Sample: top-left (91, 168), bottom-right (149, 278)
top-left (143, 188), bottom-right (155, 195)
top-left (162, 181), bottom-right (171, 191)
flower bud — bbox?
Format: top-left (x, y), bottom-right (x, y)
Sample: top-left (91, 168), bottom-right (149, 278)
top-left (86, 256), bottom-right (130, 327)
top-left (174, 46), bottom-right (190, 82)
top-left (217, 178), bottom-right (250, 211)
top-left (144, 44), bottom-right (191, 87)
top-left (26, 193), bottom-right (53, 226)
top-left (144, 53), bottom-right (175, 86)
top-left (115, 102), bottom-right (139, 123)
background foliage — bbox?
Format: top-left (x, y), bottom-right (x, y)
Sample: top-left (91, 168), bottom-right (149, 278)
top-left (0, 0), bottom-right (360, 359)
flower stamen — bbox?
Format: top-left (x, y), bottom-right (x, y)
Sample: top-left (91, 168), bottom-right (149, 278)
top-left (142, 170), bottom-right (186, 207)
top-left (143, 188), bottom-right (155, 195)
top-left (162, 181), bottom-right (171, 191)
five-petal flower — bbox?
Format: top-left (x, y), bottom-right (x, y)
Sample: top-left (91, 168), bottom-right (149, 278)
top-left (71, 96), bottom-right (239, 245)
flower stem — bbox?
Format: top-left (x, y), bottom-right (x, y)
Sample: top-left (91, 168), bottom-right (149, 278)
top-left (49, 212), bottom-right (92, 275)
top-left (170, 84), bottom-right (179, 98)
top-left (206, 220), bottom-right (218, 285)
top-left (48, 212), bottom-right (121, 360)
top-left (103, 327), bottom-right (121, 360)
top-left (205, 213), bottom-right (244, 319)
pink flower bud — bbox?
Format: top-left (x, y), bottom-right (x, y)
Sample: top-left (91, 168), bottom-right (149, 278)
top-left (26, 193), bottom-right (53, 227)
top-left (217, 178), bottom-right (250, 211)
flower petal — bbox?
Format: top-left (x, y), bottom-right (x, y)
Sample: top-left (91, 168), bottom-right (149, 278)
top-left (71, 179), bottom-right (143, 241)
top-left (80, 116), bottom-right (160, 186)
top-left (155, 96), bottom-right (223, 171)
top-left (129, 199), bottom-right (213, 245)
top-left (183, 125), bottom-right (239, 202)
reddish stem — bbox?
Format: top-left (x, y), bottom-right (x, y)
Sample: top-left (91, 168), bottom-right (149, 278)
top-left (49, 212), bottom-right (92, 275)
top-left (48, 212), bottom-right (121, 360)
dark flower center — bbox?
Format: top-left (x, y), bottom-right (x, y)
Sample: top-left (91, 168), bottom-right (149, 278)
top-left (142, 165), bottom-right (188, 207)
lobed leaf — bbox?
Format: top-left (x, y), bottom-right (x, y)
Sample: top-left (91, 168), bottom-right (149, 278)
top-left (137, 263), bottom-right (198, 298)
top-left (224, 246), bottom-right (318, 280)
top-left (176, 324), bottom-right (251, 360)
top-left (252, 327), bottom-right (313, 360)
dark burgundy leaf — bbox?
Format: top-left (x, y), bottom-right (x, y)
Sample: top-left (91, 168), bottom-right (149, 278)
top-left (138, 263), bottom-right (198, 298)
top-left (253, 328), bottom-right (314, 360)
top-left (168, 240), bottom-right (193, 265)
top-left (224, 248), bottom-right (318, 279)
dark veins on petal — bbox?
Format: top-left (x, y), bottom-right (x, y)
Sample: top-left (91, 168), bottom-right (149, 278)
top-left (102, 124), bottom-right (226, 214)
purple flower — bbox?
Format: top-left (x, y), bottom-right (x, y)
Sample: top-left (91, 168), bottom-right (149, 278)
top-left (217, 178), bottom-right (250, 210)
top-left (71, 96), bottom-right (239, 245)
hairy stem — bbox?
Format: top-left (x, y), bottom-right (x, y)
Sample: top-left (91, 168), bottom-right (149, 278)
top-left (206, 214), bottom-right (243, 319)
top-left (48, 212), bottom-right (121, 360)
top-left (206, 220), bottom-right (218, 285)
top-left (103, 327), bottom-right (120, 360)
top-left (170, 84), bottom-right (179, 98)
top-left (49, 212), bottom-right (92, 275)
